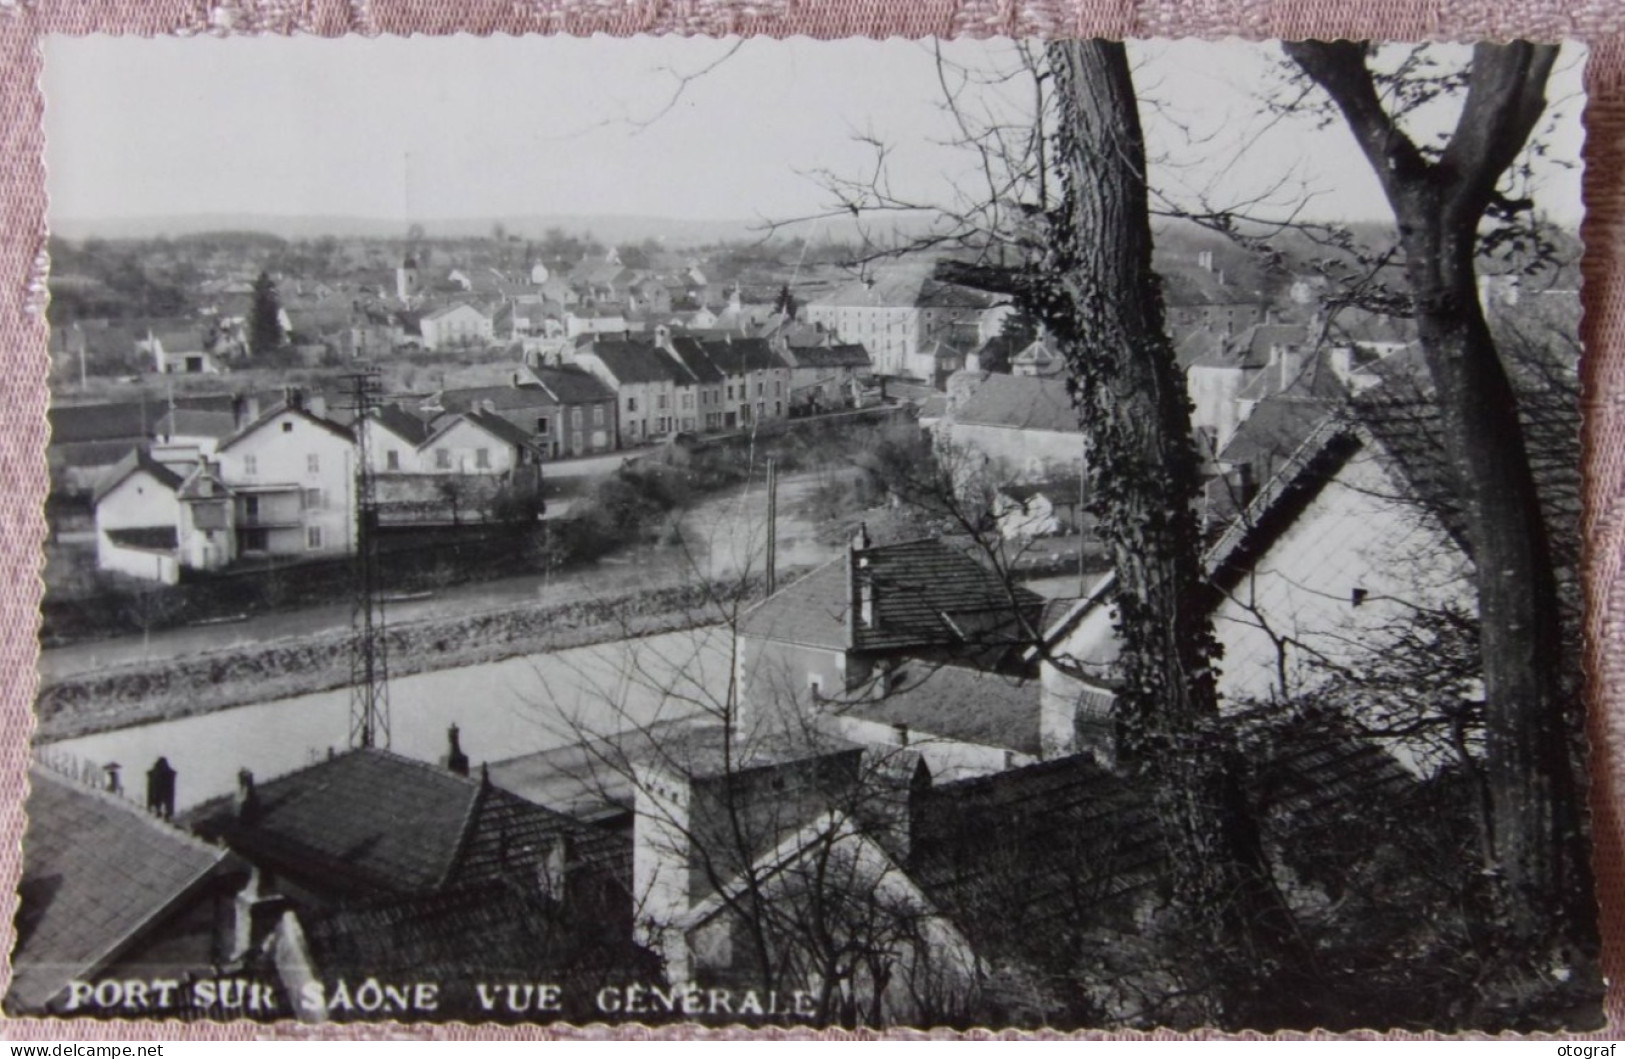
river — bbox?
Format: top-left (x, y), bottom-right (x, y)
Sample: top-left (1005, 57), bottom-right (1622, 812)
top-left (39, 625), bottom-right (734, 813)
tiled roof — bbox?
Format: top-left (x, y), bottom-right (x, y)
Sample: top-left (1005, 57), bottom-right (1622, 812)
top-left (460, 409), bottom-right (541, 450)
top-left (92, 445), bottom-right (185, 506)
top-left (584, 340), bottom-right (695, 386)
top-left (8, 767), bottom-right (232, 1013)
top-left (699, 337), bottom-right (787, 375)
top-left (787, 343), bottom-right (872, 370)
top-left (184, 749), bottom-right (603, 902)
top-left (49, 393), bottom-right (239, 446)
top-left (297, 880), bottom-right (656, 998)
top-left (951, 373), bottom-right (1081, 434)
top-left (908, 717), bottom-right (1416, 974)
top-left (437, 384), bottom-right (553, 415)
top-left (156, 409), bottom-right (237, 440)
top-left (739, 537), bottom-right (1046, 654)
top-left (370, 404), bottom-right (434, 446)
top-left (908, 755), bottom-right (1166, 961)
top-left (217, 402), bottom-right (354, 453)
top-left (666, 337), bottom-right (728, 385)
top-left (531, 365), bottom-right (615, 405)
top-left (827, 663), bottom-right (1043, 755)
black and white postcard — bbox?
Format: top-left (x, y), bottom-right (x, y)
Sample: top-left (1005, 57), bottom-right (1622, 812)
top-left (13, 33), bottom-right (1601, 1032)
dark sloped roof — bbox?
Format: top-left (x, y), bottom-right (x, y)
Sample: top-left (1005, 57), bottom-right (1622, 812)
top-left (828, 663), bottom-right (1043, 755)
top-left (585, 340), bottom-right (695, 386)
top-left (699, 336), bottom-right (788, 375)
top-left (297, 881), bottom-right (656, 999)
top-left (437, 385), bottom-right (553, 414)
top-left (370, 404), bottom-right (433, 446)
top-left (952, 373), bottom-right (1081, 434)
top-left (92, 445), bottom-right (185, 505)
top-left (8, 767), bottom-right (232, 1013)
top-left (531, 364), bottom-right (615, 405)
top-left (50, 393), bottom-right (239, 446)
top-left (1352, 373), bottom-right (1580, 581)
top-left (184, 749), bottom-right (599, 901)
top-left (156, 409), bottom-right (237, 439)
top-left (667, 337), bottom-right (727, 384)
top-left (788, 343), bottom-right (872, 370)
top-left (217, 402), bottom-right (354, 453)
top-left (739, 537), bottom-right (1046, 654)
top-left (908, 719), bottom-right (1417, 975)
top-left (459, 409), bottom-right (541, 450)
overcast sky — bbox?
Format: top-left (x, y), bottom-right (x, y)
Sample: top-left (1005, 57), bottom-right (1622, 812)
top-left (42, 35), bottom-right (1587, 230)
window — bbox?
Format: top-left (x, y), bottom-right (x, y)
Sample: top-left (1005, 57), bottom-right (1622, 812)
top-left (307, 454), bottom-right (320, 475)
top-left (303, 488), bottom-right (323, 510)
top-left (726, 385), bottom-right (735, 400)
top-left (386, 450), bottom-right (400, 471)
top-left (243, 455), bottom-right (258, 476)
top-left (306, 526), bottom-right (323, 550)
top-left (475, 448), bottom-right (490, 470)
top-left (572, 431), bottom-right (584, 453)
top-left (756, 382), bottom-right (764, 397)
top-left (282, 422), bottom-right (293, 434)
top-left (774, 380), bottom-right (782, 396)
top-left (592, 405), bottom-right (605, 426)
top-left (571, 408), bottom-right (583, 428)
top-left (657, 393), bottom-right (668, 411)
top-left (435, 448), bottom-right (452, 470)
top-left (536, 416), bottom-right (550, 435)
top-left (243, 496), bottom-right (260, 521)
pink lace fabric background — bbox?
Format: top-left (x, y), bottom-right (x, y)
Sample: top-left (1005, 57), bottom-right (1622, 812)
top-left (0, 0), bottom-right (1621, 1041)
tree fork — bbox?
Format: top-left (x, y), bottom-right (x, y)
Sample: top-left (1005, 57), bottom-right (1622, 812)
top-left (1287, 39), bottom-right (1591, 973)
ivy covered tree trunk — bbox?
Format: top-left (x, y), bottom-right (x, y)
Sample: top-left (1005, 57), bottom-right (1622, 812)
top-left (1286, 40), bottom-right (1591, 995)
top-left (941, 39), bottom-right (1299, 1024)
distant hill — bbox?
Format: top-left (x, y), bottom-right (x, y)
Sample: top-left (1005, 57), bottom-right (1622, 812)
top-left (48, 209), bottom-right (976, 253)
top-left (47, 211), bottom-right (903, 248)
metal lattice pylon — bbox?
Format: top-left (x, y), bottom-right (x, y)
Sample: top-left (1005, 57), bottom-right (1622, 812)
top-left (344, 366), bottom-right (390, 749)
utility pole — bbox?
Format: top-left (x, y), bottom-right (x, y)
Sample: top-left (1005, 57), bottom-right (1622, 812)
top-left (344, 365), bottom-right (390, 749)
top-left (765, 457), bottom-right (778, 596)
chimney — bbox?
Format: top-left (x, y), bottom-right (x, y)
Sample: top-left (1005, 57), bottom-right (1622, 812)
top-left (232, 867), bottom-right (288, 960)
top-left (442, 724), bottom-right (470, 777)
top-left (146, 757), bottom-right (177, 819)
top-left (235, 768), bottom-right (260, 822)
top-left (631, 761), bottom-right (694, 977)
top-left (892, 722), bottom-right (909, 746)
top-left (538, 837), bottom-right (569, 902)
top-left (103, 762), bottom-right (123, 796)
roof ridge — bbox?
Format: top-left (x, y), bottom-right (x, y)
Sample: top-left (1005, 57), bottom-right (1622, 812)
top-left (437, 769), bottom-right (492, 891)
top-left (30, 762), bottom-right (228, 861)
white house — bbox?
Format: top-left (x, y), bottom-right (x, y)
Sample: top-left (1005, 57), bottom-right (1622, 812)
top-left (92, 448), bottom-right (187, 584)
top-left (417, 410), bottom-right (540, 475)
top-left (359, 405), bottom-right (433, 475)
top-left (213, 401), bottom-right (357, 559)
top-left (1038, 409), bottom-right (1480, 776)
top-left (418, 303), bottom-right (494, 352)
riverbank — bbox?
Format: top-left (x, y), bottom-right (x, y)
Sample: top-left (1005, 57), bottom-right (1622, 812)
top-left (34, 572), bottom-right (792, 743)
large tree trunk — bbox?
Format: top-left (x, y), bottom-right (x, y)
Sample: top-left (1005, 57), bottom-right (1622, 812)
top-left (1286, 40), bottom-right (1589, 973)
top-left (942, 40), bottom-right (1300, 1025)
